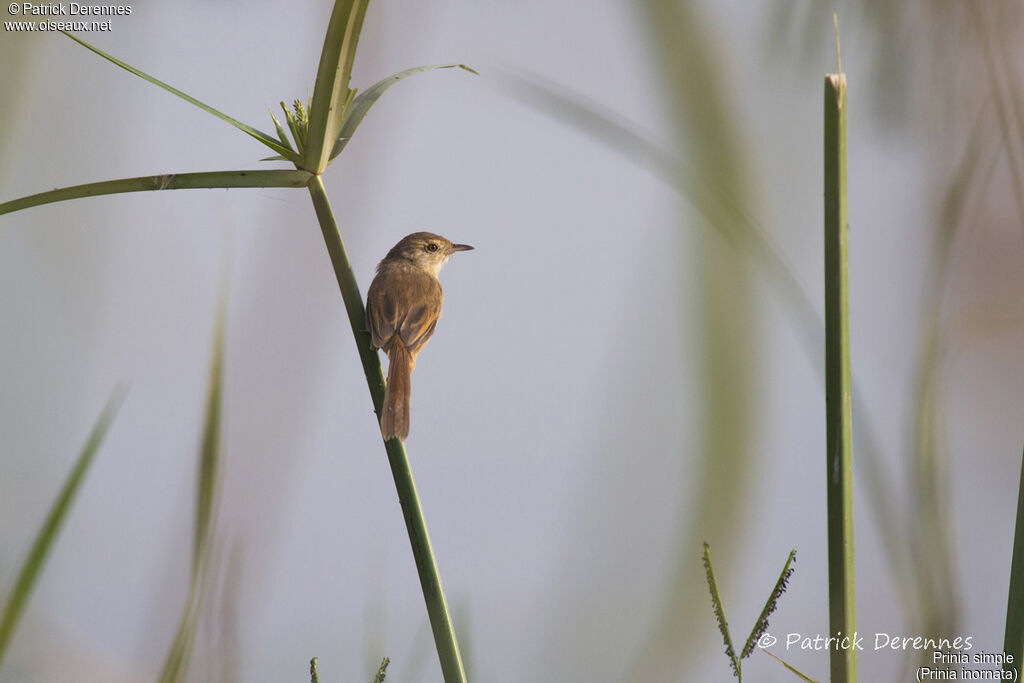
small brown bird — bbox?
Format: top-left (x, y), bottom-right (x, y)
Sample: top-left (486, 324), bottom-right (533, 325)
top-left (366, 232), bottom-right (474, 441)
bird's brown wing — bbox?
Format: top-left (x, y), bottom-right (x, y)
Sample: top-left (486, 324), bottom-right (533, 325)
top-left (366, 264), bottom-right (443, 355)
top-left (398, 294), bottom-right (441, 354)
top-left (366, 280), bottom-right (399, 350)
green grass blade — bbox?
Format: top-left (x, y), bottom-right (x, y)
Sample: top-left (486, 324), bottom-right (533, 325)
top-left (763, 650), bottom-right (824, 683)
top-left (741, 550), bottom-right (797, 659)
top-left (702, 543), bottom-right (741, 679)
top-left (270, 110), bottom-right (296, 153)
top-left (0, 169), bottom-right (313, 216)
top-left (304, 0), bottom-right (369, 172)
top-left (1003, 444), bottom-right (1024, 672)
top-left (192, 292), bottom-right (224, 574)
top-left (824, 69), bottom-right (857, 683)
top-left (60, 31), bottom-right (301, 164)
top-left (0, 385), bottom-right (127, 669)
top-left (329, 64), bottom-right (478, 160)
top-left (158, 292), bottom-right (226, 683)
top-left (159, 603), bottom-right (199, 683)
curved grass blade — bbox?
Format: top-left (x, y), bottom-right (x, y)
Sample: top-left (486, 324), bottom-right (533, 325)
top-left (0, 169), bottom-right (313, 216)
top-left (0, 385), bottom-right (127, 670)
top-left (60, 31), bottom-right (301, 164)
top-left (329, 64), bottom-right (478, 160)
top-left (159, 291), bottom-right (226, 683)
top-left (907, 100), bottom-right (997, 648)
top-left (304, 0), bottom-right (369, 172)
top-left (620, 3), bottom-right (759, 676)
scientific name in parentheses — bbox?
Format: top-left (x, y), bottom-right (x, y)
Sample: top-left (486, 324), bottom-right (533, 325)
top-left (18, 3), bottom-right (132, 16)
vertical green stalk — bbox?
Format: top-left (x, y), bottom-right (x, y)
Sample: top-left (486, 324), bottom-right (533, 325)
top-left (1003, 445), bottom-right (1024, 675)
top-left (824, 72), bottom-right (857, 683)
top-left (306, 176), bottom-right (467, 683)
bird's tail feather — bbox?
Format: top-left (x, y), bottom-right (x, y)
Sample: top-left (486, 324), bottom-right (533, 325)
top-left (381, 344), bottom-right (412, 441)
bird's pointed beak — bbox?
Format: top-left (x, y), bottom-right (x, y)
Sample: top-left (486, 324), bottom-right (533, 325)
top-left (450, 243), bottom-right (474, 253)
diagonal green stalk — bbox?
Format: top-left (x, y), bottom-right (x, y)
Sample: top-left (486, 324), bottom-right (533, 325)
top-left (824, 71), bottom-right (857, 683)
top-left (0, 385), bottom-right (127, 670)
top-left (0, 170), bottom-right (314, 216)
top-left (306, 175), bottom-right (466, 683)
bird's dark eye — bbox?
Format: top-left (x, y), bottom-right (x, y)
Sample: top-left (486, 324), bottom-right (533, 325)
top-left (426, 243), bottom-right (439, 252)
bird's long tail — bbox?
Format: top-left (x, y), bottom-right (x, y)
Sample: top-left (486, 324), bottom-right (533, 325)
top-left (381, 344), bottom-right (413, 441)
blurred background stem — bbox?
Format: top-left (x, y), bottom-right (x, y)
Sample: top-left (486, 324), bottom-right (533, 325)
top-left (628, 1), bottom-right (757, 677)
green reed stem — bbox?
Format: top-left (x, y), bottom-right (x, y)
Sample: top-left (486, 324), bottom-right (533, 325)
top-left (0, 170), bottom-right (314, 216)
top-left (306, 175), bottom-right (467, 683)
top-left (824, 71), bottom-right (857, 683)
